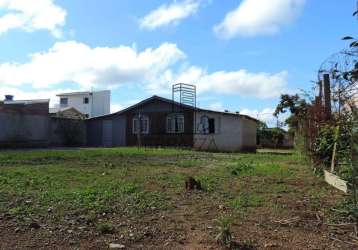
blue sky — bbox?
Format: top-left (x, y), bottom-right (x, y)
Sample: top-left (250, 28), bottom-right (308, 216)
top-left (0, 0), bottom-right (356, 126)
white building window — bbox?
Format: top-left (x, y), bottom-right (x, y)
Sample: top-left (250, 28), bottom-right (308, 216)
top-left (83, 97), bottom-right (89, 104)
top-left (60, 97), bottom-right (68, 106)
top-left (133, 115), bottom-right (149, 134)
top-left (167, 114), bottom-right (184, 133)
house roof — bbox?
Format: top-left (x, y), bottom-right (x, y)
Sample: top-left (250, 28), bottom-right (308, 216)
top-left (57, 90), bottom-right (110, 96)
top-left (88, 95), bottom-right (259, 122)
top-left (57, 91), bottom-right (91, 96)
top-left (2, 99), bottom-right (49, 105)
top-left (49, 106), bottom-right (84, 114)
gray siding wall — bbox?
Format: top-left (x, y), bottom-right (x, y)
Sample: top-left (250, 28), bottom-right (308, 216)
top-left (86, 119), bottom-right (103, 146)
top-left (0, 113), bottom-right (50, 147)
top-left (112, 116), bottom-right (126, 146)
top-left (86, 115), bottom-right (126, 147)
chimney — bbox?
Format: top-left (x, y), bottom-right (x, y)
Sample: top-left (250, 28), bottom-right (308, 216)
top-left (5, 95), bottom-right (14, 101)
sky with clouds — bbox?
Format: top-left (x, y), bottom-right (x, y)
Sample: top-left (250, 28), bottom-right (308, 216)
top-left (0, 0), bottom-right (356, 126)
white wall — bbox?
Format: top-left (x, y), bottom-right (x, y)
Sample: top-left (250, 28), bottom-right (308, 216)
top-left (60, 90), bottom-right (110, 118)
top-left (193, 111), bottom-right (257, 152)
top-left (64, 94), bottom-right (92, 117)
top-left (92, 90), bottom-right (110, 117)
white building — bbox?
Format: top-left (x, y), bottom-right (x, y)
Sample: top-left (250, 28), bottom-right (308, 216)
top-left (55, 90), bottom-right (110, 118)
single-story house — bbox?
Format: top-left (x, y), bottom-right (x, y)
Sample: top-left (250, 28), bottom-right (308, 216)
top-left (86, 95), bottom-right (258, 152)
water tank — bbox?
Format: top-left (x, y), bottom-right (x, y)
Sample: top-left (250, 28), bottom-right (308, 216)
top-left (5, 95), bottom-right (13, 101)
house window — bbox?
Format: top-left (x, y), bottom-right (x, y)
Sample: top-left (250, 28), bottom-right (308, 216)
top-left (83, 97), bottom-right (89, 104)
top-left (60, 97), bottom-right (68, 106)
top-left (132, 115), bottom-right (149, 134)
top-left (199, 115), bottom-right (215, 134)
top-left (167, 114), bottom-right (184, 133)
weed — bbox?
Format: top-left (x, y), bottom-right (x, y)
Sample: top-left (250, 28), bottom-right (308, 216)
top-left (97, 222), bottom-right (115, 234)
top-left (229, 162), bottom-right (255, 176)
top-left (215, 216), bottom-right (233, 247)
top-left (229, 194), bottom-right (264, 209)
top-left (178, 159), bottom-right (202, 168)
top-left (197, 175), bottom-right (221, 192)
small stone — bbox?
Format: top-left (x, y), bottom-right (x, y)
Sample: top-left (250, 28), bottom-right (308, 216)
top-left (264, 243), bottom-right (280, 248)
top-left (69, 240), bottom-right (76, 245)
top-left (207, 226), bottom-right (213, 230)
top-left (14, 227), bottom-right (20, 233)
top-left (129, 233), bottom-right (134, 237)
top-left (67, 230), bottom-right (73, 234)
top-left (109, 243), bottom-right (125, 249)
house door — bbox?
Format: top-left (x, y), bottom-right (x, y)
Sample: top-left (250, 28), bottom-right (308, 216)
top-left (102, 120), bottom-right (113, 147)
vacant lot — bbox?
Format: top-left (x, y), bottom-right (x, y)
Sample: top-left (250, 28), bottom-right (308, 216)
top-left (0, 148), bottom-right (347, 249)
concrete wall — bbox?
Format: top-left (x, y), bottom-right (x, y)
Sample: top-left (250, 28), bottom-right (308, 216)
top-left (49, 118), bottom-right (86, 146)
top-left (0, 113), bottom-right (50, 147)
top-left (194, 111), bottom-right (257, 152)
top-left (0, 113), bottom-right (87, 148)
top-left (240, 117), bottom-right (257, 152)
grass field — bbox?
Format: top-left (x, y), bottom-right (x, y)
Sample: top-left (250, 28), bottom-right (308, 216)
top-left (0, 148), bottom-right (346, 249)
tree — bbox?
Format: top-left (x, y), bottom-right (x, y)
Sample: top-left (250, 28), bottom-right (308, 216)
top-left (274, 94), bottom-right (308, 130)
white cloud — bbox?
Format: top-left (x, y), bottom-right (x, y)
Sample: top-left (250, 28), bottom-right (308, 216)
top-left (164, 66), bottom-right (288, 99)
top-left (214, 0), bottom-right (306, 38)
top-left (0, 0), bottom-right (66, 37)
top-left (111, 103), bottom-right (124, 113)
top-left (208, 101), bottom-right (224, 111)
top-left (139, 0), bottom-right (202, 30)
top-left (0, 41), bottom-right (185, 89)
top-left (0, 40), bottom-right (288, 100)
top-left (240, 108), bottom-right (275, 126)
top-left (240, 107), bottom-right (289, 127)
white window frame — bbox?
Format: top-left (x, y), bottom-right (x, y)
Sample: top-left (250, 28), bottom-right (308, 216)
top-left (166, 114), bottom-right (184, 134)
top-left (132, 115), bottom-right (149, 134)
